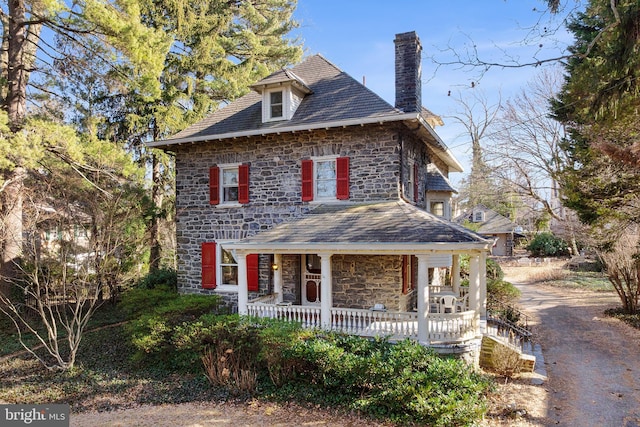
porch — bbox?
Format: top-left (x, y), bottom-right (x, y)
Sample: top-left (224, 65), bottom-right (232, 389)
top-left (224, 202), bottom-right (493, 348)
top-left (247, 296), bottom-right (478, 343)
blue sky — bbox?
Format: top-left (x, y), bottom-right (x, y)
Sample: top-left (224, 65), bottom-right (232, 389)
top-left (291, 0), bottom-right (578, 182)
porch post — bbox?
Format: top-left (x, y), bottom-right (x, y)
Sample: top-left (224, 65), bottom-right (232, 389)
top-left (237, 252), bottom-right (248, 315)
top-left (451, 254), bottom-right (461, 295)
top-left (469, 253), bottom-right (481, 316)
top-left (273, 253), bottom-right (283, 303)
top-left (416, 255), bottom-right (430, 344)
top-left (479, 251), bottom-right (487, 318)
top-left (319, 253), bottom-right (333, 328)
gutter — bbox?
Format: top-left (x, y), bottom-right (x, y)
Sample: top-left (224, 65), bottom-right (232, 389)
top-left (147, 112), bottom-right (421, 148)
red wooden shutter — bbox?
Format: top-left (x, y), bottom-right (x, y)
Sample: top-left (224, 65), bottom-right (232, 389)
top-left (247, 253), bottom-right (259, 292)
top-left (413, 163), bottom-right (419, 203)
top-left (202, 242), bottom-right (217, 289)
top-left (336, 157), bottom-right (350, 200)
top-left (209, 167), bottom-right (220, 205)
top-left (301, 159), bottom-right (314, 201)
top-left (238, 163), bottom-right (250, 204)
top-left (402, 255), bottom-right (409, 295)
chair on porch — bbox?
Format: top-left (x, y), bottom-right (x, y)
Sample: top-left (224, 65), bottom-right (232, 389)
top-left (455, 294), bottom-right (469, 312)
top-left (439, 295), bottom-right (457, 314)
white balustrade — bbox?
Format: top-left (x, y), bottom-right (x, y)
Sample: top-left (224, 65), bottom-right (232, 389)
top-left (247, 300), bottom-right (477, 343)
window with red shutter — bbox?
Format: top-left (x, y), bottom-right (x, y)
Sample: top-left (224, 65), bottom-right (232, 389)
top-left (301, 159), bottom-right (314, 201)
top-left (238, 164), bottom-right (250, 204)
top-left (336, 157), bottom-right (350, 200)
top-left (202, 242), bottom-right (217, 289)
top-left (413, 163), bottom-right (419, 203)
top-left (209, 167), bottom-right (220, 205)
top-left (247, 254), bottom-right (259, 291)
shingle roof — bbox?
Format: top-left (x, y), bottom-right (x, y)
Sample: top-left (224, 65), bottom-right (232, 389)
top-left (426, 168), bottom-right (456, 193)
top-left (165, 55), bottom-right (401, 142)
top-left (455, 205), bottom-right (522, 235)
top-left (230, 201), bottom-right (490, 248)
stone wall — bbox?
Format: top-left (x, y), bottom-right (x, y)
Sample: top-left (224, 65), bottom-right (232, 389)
top-left (173, 123), bottom-right (445, 301)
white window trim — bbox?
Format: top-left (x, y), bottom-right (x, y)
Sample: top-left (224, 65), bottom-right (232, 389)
top-left (263, 87), bottom-right (291, 122)
top-left (218, 162), bottom-right (241, 207)
top-left (216, 242), bottom-right (239, 293)
top-left (312, 155), bottom-right (339, 202)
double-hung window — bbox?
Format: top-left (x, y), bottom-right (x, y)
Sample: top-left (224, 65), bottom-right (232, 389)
top-left (209, 163), bottom-right (250, 205)
top-left (201, 242), bottom-right (259, 291)
top-left (301, 156), bottom-right (349, 201)
top-left (269, 91), bottom-right (284, 119)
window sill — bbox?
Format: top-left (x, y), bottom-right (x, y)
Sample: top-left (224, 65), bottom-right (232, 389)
top-left (214, 285), bottom-right (238, 293)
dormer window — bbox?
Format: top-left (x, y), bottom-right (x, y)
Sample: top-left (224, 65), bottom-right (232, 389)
top-left (269, 91), bottom-right (283, 119)
top-left (250, 69), bottom-right (312, 124)
top-left (473, 211), bottom-right (484, 222)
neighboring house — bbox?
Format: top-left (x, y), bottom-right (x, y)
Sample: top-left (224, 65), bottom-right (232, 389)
top-left (150, 32), bottom-right (493, 359)
top-left (455, 205), bottom-right (524, 257)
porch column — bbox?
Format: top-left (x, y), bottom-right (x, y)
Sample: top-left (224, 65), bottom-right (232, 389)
top-left (273, 253), bottom-right (283, 303)
top-left (468, 253), bottom-right (481, 316)
top-left (451, 254), bottom-right (461, 295)
top-left (237, 252), bottom-right (248, 315)
top-left (479, 251), bottom-right (487, 318)
top-left (416, 255), bottom-right (430, 344)
top-left (319, 253), bottom-right (333, 328)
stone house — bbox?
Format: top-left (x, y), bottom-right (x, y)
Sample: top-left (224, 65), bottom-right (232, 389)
top-left (150, 32), bottom-right (493, 357)
top-left (455, 204), bottom-right (525, 257)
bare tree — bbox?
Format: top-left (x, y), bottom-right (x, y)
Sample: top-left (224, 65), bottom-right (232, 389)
top-left (0, 190), bottom-right (104, 371)
top-left (593, 224), bottom-right (640, 313)
top-left (448, 90), bottom-right (504, 212)
top-left (485, 68), bottom-right (583, 252)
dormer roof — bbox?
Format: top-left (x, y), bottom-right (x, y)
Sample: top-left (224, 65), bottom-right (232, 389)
top-left (250, 68), bottom-right (312, 94)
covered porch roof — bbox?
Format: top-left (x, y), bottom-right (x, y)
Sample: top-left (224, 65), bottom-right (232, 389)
top-left (225, 200), bottom-right (493, 254)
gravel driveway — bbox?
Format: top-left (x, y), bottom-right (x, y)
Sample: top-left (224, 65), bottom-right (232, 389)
top-left (513, 274), bottom-right (640, 426)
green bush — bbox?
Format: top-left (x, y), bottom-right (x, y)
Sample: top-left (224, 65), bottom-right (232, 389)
top-left (121, 289), bottom-right (223, 371)
top-left (136, 268), bottom-right (178, 291)
top-left (458, 255), bottom-right (504, 281)
top-left (526, 232), bottom-right (570, 257)
top-left (283, 334), bottom-right (492, 426)
top-left (487, 279), bottom-right (521, 304)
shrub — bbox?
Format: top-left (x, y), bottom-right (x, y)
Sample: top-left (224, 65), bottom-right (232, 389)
top-left (136, 268), bottom-right (178, 291)
top-left (283, 334), bottom-right (492, 426)
top-left (121, 290), bottom-right (223, 372)
top-left (526, 232), bottom-right (570, 257)
top-left (486, 258), bottom-right (504, 281)
top-left (487, 279), bottom-right (521, 304)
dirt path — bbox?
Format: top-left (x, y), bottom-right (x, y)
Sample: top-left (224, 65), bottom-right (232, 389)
top-left (512, 273), bottom-right (640, 426)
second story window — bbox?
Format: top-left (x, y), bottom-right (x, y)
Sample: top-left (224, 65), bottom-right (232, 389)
top-left (301, 156), bottom-right (349, 202)
top-left (209, 163), bottom-right (250, 206)
top-left (315, 159), bottom-right (336, 198)
top-left (222, 166), bottom-right (239, 203)
top-left (269, 91), bottom-right (283, 119)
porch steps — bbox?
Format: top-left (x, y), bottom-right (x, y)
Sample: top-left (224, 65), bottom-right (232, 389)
top-left (480, 335), bottom-right (536, 373)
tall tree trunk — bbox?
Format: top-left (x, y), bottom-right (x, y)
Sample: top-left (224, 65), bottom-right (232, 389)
top-left (1, 0), bottom-right (39, 291)
top-left (149, 151), bottom-right (162, 272)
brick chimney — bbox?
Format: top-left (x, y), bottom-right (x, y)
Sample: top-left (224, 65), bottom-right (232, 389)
top-left (394, 31), bottom-right (422, 113)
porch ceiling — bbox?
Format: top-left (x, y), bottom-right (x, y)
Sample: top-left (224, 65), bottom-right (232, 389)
top-left (225, 201), bottom-right (493, 254)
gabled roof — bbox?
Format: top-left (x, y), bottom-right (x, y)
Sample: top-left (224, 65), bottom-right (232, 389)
top-left (249, 68), bottom-right (312, 94)
top-left (455, 205), bottom-right (523, 235)
top-left (149, 54), bottom-right (463, 173)
top-left (224, 201), bottom-right (492, 254)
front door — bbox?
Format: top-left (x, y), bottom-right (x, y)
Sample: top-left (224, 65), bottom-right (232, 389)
top-left (301, 254), bottom-right (321, 305)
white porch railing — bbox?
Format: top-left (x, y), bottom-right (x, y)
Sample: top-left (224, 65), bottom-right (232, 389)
top-left (247, 300), bottom-right (478, 343)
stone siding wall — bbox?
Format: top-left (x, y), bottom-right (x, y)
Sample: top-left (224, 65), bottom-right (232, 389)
top-left (174, 125), bottom-right (402, 292)
top-left (331, 254), bottom-right (404, 311)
